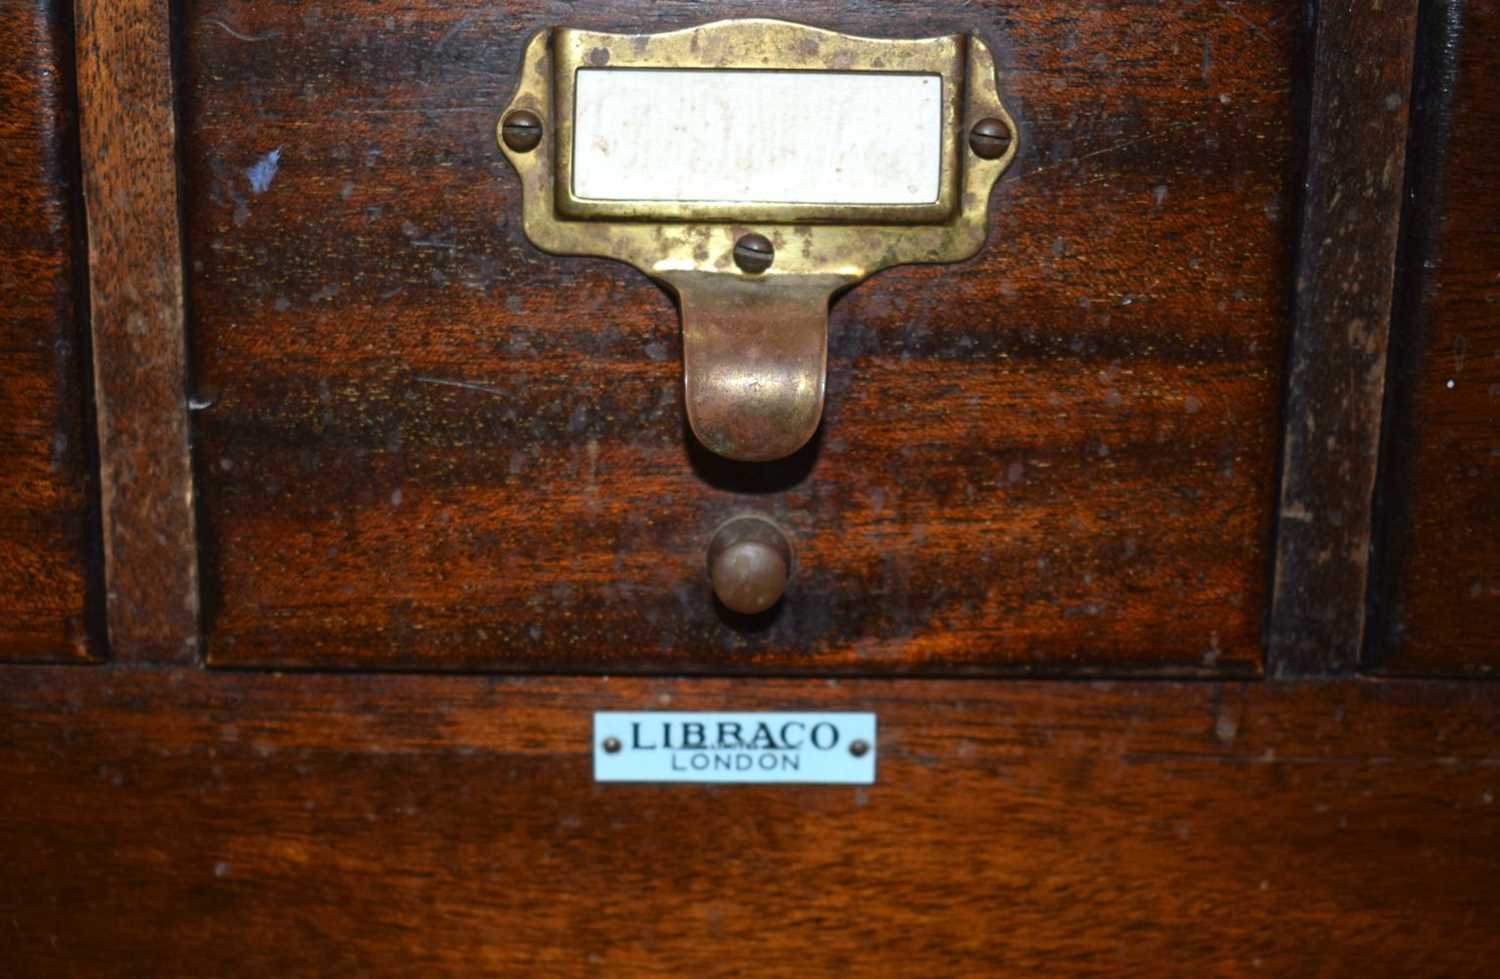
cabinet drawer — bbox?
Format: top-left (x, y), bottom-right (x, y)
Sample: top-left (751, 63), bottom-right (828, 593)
top-left (1373, 0), bottom-right (1500, 675)
top-left (0, 1), bottom-right (96, 662)
top-left (181, 2), bottom-right (1297, 674)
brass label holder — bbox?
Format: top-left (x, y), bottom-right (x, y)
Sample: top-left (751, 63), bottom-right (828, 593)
top-left (497, 18), bottom-right (1017, 461)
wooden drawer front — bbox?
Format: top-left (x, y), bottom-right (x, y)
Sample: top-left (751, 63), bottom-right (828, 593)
top-left (0, 1), bottom-right (96, 661)
top-left (1374, 0), bottom-right (1500, 674)
top-left (4, 673), bottom-right (1500, 976)
top-left (181, 2), bottom-right (1297, 674)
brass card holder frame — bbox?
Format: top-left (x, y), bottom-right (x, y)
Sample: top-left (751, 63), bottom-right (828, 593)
top-left (497, 18), bottom-right (1017, 461)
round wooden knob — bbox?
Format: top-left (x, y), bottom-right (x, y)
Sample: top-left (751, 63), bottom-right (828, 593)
top-left (708, 517), bottom-right (792, 615)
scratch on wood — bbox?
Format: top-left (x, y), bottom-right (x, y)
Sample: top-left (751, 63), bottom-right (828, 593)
top-left (200, 17), bottom-right (279, 43)
top-left (1013, 122), bottom-right (1196, 182)
top-left (1214, 1), bottom-right (1276, 45)
top-left (415, 376), bottom-right (505, 397)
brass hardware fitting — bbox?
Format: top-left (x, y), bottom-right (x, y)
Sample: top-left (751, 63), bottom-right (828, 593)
top-left (497, 18), bottom-right (1017, 461)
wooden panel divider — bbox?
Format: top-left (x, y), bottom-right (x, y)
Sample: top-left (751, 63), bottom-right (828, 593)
top-left (1267, 0), bottom-right (1421, 676)
top-left (73, 0), bottom-right (199, 661)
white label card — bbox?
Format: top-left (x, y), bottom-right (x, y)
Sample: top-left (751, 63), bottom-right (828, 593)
top-left (572, 69), bottom-right (942, 205)
top-left (593, 712), bottom-right (877, 785)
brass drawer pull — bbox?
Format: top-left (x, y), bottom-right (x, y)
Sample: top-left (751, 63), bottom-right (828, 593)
top-left (497, 18), bottom-right (1017, 461)
top-left (708, 516), bottom-right (793, 615)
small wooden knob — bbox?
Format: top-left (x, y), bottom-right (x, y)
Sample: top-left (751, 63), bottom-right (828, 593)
top-left (708, 517), bottom-right (792, 615)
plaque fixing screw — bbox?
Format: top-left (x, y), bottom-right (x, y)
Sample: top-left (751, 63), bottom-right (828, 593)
top-left (602, 736), bottom-right (622, 754)
top-left (733, 233), bottom-right (774, 274)
top-left (968, 118), bottom-right (1012, 160)
top-left (849, 739), bottom-right (870, 758)
top-left (502, 109), bottom-right (543, 153)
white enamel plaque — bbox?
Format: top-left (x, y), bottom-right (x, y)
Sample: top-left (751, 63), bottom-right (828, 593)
top-left (571, 69), bottom-right (943, 205)
top-left (593, 712), bottom-right (877, 784)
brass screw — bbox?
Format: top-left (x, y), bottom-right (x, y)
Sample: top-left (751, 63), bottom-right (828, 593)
top-left (733, 233), bottom-right (774, 274)
top-left (968, 118), bottom-right (1012, 160)
top-left (602, 736), bottom-right (622, 754)
top-left (502, 109), bottom-right (543, 153)
top-left (849, 739), bottom-right (870, 758)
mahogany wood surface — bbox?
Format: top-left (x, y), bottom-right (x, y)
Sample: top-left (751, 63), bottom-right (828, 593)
top-left (6, 6), bottom-right (1497, 976)
top-left (0, 0), bottom-right (98, 661)
top-left (74, 0), bottom-right (201, 662)
top-left (180, 0), bottom-right (1300, 674)
top-left (1266, 0), bottom-right (1417, 676)
top-left (1373, 0), bottom-right (1500, 674)
top-left (1, 669), bottom-right (1497, 977)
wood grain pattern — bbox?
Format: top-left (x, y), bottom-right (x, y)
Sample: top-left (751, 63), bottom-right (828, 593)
top-left (181, 1), bottom-right (1300, 673)
top-left (75, 0), bottom-right (200, 661)
top-left (1372, 0), bottom-right (1500, 674)
top-left (0, 0), bottom-right (99, 661)
top-left (1, 670), bottom-right (1497, 976)
top-left (1265, 0), bottom-right (1419, 676)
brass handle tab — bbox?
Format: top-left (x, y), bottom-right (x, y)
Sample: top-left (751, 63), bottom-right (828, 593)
top-left (670, 272), bottom-right (842, 462)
